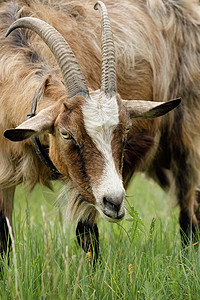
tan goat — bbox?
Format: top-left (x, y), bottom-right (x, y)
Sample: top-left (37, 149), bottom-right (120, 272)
top-left (0, 0), bottom-right (197, 260)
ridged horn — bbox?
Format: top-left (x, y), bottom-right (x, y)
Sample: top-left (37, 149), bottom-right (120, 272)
top-left (6, 17), bottom-right (89, 99)
top-left (94, 1), bottom-right (116, 95)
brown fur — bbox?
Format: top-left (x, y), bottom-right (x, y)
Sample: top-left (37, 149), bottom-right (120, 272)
top-left (0, 0), bottom-right (200, 250)
top-left (50, 95), bottom-right (104, 202)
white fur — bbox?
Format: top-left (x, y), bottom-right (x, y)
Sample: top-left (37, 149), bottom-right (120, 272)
top-left (82, 90), bottom-right (125, 212)
top-left (57, 180), bottom-right (97, 223)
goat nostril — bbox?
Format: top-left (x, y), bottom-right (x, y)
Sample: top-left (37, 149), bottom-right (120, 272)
top-left (103, 196), bottom-right (121, 212)
top-left (103, 197), bottom-right (108, 206)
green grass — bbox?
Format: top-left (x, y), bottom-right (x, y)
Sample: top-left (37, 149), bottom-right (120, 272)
top-left (1, 174), bottom-right (200, 299)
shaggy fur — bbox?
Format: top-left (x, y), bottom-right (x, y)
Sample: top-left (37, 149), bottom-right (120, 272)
top-left (0, 0), bottom-right (200, 253)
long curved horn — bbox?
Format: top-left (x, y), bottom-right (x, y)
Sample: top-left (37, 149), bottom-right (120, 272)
top-left (94, 1), bottom-right (116, 95)
top-left (6, 17), bottom-right (89, 99)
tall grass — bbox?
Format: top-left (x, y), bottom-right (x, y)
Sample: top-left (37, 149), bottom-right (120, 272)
top-left (0, 174), bottom-right (200, 299)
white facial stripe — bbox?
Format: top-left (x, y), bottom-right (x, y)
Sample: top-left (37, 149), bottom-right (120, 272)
top-left (83, 90), bottom-right (119, 140)
top-left (83, 90), bottom-right (119, 162)
top-left (82, 90), bottom-right (124, 202)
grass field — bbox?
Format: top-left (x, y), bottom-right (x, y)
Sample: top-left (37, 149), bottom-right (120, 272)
top-left (1, 174), bottom-right (200, 299)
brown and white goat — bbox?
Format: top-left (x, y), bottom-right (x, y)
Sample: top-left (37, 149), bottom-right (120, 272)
top-left (0, 0), bottom-right (198, 260)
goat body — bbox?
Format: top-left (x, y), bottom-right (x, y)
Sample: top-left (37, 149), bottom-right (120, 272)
top-left (0, 0), bottom-right (199, 258)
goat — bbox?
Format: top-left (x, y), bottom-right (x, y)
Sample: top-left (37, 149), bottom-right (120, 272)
top-left (0, 0), bottom-right (196, 261)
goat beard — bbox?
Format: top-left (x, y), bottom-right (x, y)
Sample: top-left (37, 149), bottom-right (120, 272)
top-left (56, 181), bottom-right (98, 225)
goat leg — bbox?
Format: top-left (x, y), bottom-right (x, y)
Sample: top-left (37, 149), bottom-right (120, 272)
top-left (0, 187), bottom-right (15, 266)
top-left (76, 220), bottom-right (99, 265)
top-left (0, 211), bottom-right (11, 258)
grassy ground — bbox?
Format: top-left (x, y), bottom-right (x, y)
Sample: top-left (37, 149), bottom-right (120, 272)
top-left (0, 174), bottom-right (200, 299)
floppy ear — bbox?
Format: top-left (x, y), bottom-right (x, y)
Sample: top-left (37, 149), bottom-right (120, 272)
top-left (4, 105), bottom-right (58, 141)
top-left (123, 98), bottom-right (181, 119)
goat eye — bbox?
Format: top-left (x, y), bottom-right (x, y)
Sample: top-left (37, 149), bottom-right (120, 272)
top-left (61, 131), bottom-right (72, 140)
top-left (125, 128), bottom-right (130, 134)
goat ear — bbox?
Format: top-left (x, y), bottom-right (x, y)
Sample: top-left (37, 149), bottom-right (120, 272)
top-left (4, 105), bottom-right (58, 142)
top-left (124, 98), bottom-right (181, 119)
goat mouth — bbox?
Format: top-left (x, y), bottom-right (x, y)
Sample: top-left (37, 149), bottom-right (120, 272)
top-left (101, 208), bottom-right (125, 222)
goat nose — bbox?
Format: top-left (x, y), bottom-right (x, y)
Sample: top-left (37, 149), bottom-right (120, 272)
top-left (103, 192), bottom-right (124, 213)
